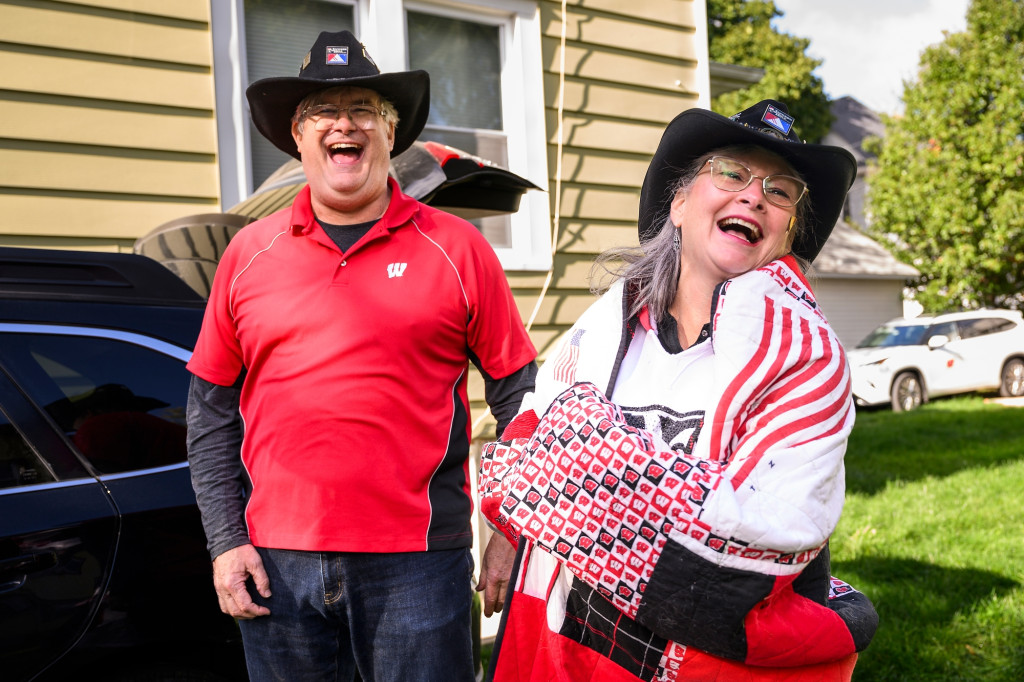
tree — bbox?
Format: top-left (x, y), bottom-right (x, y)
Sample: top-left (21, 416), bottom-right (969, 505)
top-left (867, 0), bottom-right (1024, 311)
top-left (707, 0), bottom-right (832, 143)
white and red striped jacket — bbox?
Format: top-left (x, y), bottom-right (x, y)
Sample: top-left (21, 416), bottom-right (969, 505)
top-left (479, 256), bottom-right (877, 681)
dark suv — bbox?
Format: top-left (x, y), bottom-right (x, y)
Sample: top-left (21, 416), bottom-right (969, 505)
top-left (0, 247), bottom-right (246, 681)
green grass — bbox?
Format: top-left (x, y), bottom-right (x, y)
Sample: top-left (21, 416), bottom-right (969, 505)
top-left (835, 396), bottom-right (1024, 681)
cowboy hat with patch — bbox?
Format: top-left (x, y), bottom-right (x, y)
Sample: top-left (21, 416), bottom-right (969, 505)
top-left (638, 99), bottom-right (856, 262)
top-left (246, 30), bottom-right (429, 159)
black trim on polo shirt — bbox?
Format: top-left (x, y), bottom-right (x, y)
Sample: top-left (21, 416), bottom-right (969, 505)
top-left (425, 376), bottom-right (474, 550)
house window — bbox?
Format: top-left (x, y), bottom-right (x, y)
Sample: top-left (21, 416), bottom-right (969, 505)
top-left (245, 0), bottom-right (356, 188)
top-left (212, 0), bottom-right (550, 270)
top-left (407, 9), bottom-right (510, 245)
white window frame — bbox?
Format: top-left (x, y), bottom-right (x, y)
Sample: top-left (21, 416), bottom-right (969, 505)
top-left (211, 0), bottom-right (551, 271)
top-left (211, 0), bottom-right (359, 208)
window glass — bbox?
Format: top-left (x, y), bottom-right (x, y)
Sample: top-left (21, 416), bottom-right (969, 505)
top-left (0, 406), bottom-right (56, 489)
top-left (857, 323), bottom-right (930, 348)
top-left (244, 0), bottom-right (356, 187)
top-left (958, 317), bottom-right (1016, 339)
top-left (213, 0), bottom-right (551, 266)
top-left (407, 9), bottom-right (512, 247)
top-left (1, 334), bottom-right (191, 475)
top-left (990, 319), bottom-right (1015, 334)
top-left (928, 322), bottom-right (959, 343)
top-left (408, 11), bottom-right (502, 131)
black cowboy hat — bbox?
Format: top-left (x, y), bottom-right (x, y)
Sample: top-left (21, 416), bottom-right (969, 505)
top-left (638, 99), bottom-right (856, 262)
top-left (245, 30), bottom-right (429, 160)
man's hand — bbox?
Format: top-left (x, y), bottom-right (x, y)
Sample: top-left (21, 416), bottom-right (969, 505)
top-left (476, 532), bottom-right (516, 617)
top-left (212, 543), bottom-right (271, 619)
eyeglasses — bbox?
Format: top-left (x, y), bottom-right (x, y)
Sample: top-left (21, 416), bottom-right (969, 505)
top-left (299, 103), bottom-right (384, 131)
top-left (698, 156), bottom-right (808, 208)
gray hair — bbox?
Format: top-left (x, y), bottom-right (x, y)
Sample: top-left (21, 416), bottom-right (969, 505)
top-left (591, 145), bottom-right (809, 320)
top-left (292, 86), bottom-right (400, 130)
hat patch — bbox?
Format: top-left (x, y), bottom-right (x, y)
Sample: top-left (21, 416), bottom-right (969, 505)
top-left (762, 105), bottom-right (795, 136)
top-left (326, 46), bottom-right (349, 65)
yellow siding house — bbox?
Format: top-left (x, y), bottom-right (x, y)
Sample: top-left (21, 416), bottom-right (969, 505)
top-left (0, 0), bottom-right (220, 250)
top-left (0, 0), bottom-right (712, 433)
top-left (1, 0), bottom-right (712, 641)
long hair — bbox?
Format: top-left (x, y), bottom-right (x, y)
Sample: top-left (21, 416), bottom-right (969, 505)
top-left (591, 145), bottom-right (809, 320)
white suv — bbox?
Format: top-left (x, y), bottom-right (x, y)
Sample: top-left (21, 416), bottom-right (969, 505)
top-left (847, 309), bottom-right (1024, 411)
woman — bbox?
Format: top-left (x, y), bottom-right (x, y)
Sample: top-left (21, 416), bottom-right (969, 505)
top-left (478, 100), bottom-right (878, 681)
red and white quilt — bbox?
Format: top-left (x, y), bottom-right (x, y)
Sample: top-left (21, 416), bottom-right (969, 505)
top-left (479, 257), bottom-right (877, 681)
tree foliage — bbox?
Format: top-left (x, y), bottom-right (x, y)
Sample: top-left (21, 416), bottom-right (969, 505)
top-left (867, 0), bottom-right (1024, 311)
top-left (707, 0), bottom-right (832, 142)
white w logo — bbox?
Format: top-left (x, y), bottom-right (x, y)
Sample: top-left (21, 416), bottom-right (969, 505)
top-left (387, 262), bottom-right (408, 278)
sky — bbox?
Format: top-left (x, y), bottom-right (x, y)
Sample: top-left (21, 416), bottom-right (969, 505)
top-left (770, 0), bottom-right (971, 115)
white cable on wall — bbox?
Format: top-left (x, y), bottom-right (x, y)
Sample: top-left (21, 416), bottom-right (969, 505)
top-left (473, 0), bottom-right (569, 434)
top-left (525, 0), bottom-right (568, 333)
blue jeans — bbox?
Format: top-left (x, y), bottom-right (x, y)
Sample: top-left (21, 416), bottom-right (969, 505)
top-left (239, 547), bottom-right (476, 682)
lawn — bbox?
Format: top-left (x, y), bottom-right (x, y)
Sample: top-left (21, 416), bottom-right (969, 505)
top-left (835, 396), bottom-right (1024, 681)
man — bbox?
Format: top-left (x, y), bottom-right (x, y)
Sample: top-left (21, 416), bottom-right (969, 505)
top-left (186, 30), bottom-right (535, 682)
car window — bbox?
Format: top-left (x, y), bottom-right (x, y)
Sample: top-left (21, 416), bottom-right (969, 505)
top-left (857, 323), bottom-right (931, 348)
top-left (926, 321), bottom-right (959, 343)
top-left (958, 316), bottom-right (1016, 339)
top-left (0, 406), bottom-right (57, 489)
top-left (0, 333), bottom-right (189, 475)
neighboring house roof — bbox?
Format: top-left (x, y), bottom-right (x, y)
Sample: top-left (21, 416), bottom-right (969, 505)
top-left (710, 62), bottom-right (764, 98)
top-left (812, 221), bottom-right (919, 279)
top-left (822, 96), bottom-right (884, 167)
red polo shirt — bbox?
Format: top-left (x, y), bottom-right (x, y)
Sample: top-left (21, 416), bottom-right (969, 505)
top-left (188, 180), bottom-right (536, 552)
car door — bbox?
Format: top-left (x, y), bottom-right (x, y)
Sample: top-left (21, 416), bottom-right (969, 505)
top-left (0, 362), bottom-right (119, 682)
top-left (948, 316), bottom-right (1020, 391)
top-left (918, 321), bottom-right (965, 396)
top-left (0, 323), bottom-right (235, 680)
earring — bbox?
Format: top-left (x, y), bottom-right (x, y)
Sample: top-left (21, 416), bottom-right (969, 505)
top-left (787, 216), bottom-right (797, 234)
top-left (672, 226), bottom-right (681, 252)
